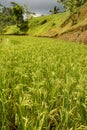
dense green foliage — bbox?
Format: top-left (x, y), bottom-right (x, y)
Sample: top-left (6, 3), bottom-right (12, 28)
top-left (57, 0), bottom-right (87, 11)
top-left (0, 2), bottom-right (29, 34)
top-left (0, 36), bottom-right (87, 130)
top-left (11, 2), bottom-right (24, 26)
top-left (0, 5), bottom-right (15, 33)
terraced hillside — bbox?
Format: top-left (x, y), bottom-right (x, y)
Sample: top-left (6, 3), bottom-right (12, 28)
top-left (4, 3), bottom-right (87, 43)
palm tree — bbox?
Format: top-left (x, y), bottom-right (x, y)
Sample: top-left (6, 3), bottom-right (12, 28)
top-left (49, 6), bottom-right (59, 14)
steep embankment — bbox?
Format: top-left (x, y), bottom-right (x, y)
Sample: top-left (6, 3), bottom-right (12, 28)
top-left (42, 3), bottom-right (87, 43)
top-left (5, 3), bottom-right (87, 43)
top-left (57, 3), bottom-right (87, 43)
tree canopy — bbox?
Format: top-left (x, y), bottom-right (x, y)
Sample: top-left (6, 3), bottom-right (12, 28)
top-left (11, 2), bottom-right (24, 26)
top-left (0, 2), bottom-right (30, 34)
top-left (57, 0), bottom-right (87, 12)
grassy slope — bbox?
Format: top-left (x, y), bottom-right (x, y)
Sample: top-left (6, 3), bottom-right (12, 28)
top-left (5, 12), bottom-right (69, 36)
top-left (5, 3), bottom-right (87, 42)
top-left (27, 12), bottom-right (69, 36)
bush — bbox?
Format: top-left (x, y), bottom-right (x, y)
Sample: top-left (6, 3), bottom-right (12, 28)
top-left (40, 19), bottom-right (47, 25)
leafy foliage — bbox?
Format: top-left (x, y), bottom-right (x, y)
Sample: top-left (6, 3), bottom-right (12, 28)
top-left (0, 4), bottom-right (15, 33)
top-left (57, 0), bottom-right (87, 12)
top-left (11, 2), bottom-right (24, 27)
top-left (0, 2), bottom-right (29, 34)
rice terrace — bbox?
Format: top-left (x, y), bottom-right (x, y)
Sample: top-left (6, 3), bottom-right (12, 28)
top-left (0, 0), bottom-right (87, 130)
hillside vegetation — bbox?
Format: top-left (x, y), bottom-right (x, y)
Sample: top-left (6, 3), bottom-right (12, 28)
top-left (0, 36), bottom-right (87, 129)
top-left (4, 3), bottom-right (87, 43)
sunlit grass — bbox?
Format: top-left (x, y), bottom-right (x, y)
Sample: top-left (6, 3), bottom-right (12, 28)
top-left (0, 36), bottom-right (87, 130)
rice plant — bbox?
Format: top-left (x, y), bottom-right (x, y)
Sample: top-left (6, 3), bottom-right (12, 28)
top-left (0, 36), bottom-right (87, 130)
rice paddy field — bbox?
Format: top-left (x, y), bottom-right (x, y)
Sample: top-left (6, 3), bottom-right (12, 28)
top-left (0, 36), bottom-right (87, 130)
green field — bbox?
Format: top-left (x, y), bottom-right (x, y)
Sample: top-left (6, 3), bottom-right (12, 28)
top-left (0, 36), bottom-right (87, 130)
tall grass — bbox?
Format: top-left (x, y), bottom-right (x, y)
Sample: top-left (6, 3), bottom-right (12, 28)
top-left (0, 36), bottom-right (87, 130)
